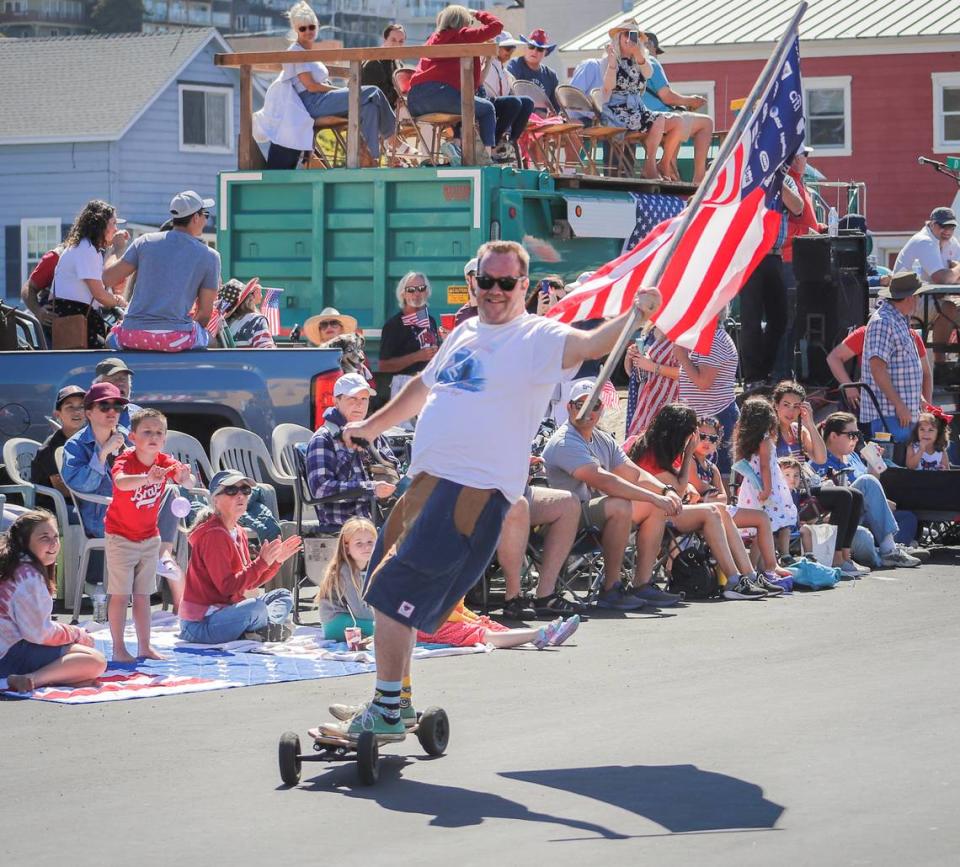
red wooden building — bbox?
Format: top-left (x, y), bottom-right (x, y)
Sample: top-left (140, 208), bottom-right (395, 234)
top-left (561, 1), bottom-right (960, 267)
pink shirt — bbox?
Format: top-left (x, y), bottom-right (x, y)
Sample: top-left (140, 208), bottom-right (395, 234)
top-left (0, 562), bottom-right (83, 658)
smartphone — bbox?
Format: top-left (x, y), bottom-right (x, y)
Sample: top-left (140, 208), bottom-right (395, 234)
top-left (539, 279), bottom-right (551, 298)
top-left (628, 30), bottom-right (639, 44)
top-left (634, 336), bottom-right (644, 350)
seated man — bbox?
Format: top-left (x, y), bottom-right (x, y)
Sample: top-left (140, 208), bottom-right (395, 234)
top-left (305, 372), bottom-right (399, 532)
top-left (103, 190), bottom-right (220, 352)
top-left (497, 484), bottom-right (582, 619)
top-left (508, 29), bottom-right (559, 108)
top-left (542, 380), bottom-right (682, 610)
top-left (92, 356), bottom-right (142, 428)
top-left (32, 386), bottom-right (87, 498)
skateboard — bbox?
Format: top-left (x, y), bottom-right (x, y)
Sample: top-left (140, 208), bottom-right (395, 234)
top-left (278, 707), bottom-right (450, 786)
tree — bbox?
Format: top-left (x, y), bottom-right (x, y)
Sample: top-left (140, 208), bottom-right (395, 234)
top-left (89, 0), bottom-right (145, 34)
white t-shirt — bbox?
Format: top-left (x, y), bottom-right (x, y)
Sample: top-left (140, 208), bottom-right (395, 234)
top-left (894, 225), bottom-right (960, 281)
top-left (410, 313), bottom-right (577, 502)
top-left (52, 239), bottom-right (103, 304)
top-left (286, 43), bottom-right (330, 94)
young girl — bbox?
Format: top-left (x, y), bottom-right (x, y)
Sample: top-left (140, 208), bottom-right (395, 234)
top-left (688, 416), bottom-right (792, 583)
top-left (0, 510), bottom-right (107, 693)
top-left (316, 517), bottom-right (378, 642)
top-left (906, 411), bottom-right (950, 471)
top-left (734, 397), bottom-right (798, 556)
top-left (416, 599), bottom-right (579, 650)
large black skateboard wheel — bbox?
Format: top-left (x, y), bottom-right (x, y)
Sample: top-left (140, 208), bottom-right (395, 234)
top-left (278, 731), bottom-right (302, 786)
top-left (416, 707), bottom-right (450, 756)
top-left (356, 730), bottom-right (380, 785)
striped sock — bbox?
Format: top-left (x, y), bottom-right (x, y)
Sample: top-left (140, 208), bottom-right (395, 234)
top-left (400, 675), bottom-right (413, 710)
top-left (373, 679), bottom-right (402, 723)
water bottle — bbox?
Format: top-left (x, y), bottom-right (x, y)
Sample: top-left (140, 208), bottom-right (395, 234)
top-left (912, 258), bottom-right (923, 280)
top-left (827, 207), bottom-right (839, 237)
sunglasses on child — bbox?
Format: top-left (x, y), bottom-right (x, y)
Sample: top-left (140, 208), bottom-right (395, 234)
top-left (94, 401), bottom-right (126, 412)
top-left (219, 484), bottom-right (253, 497)
top-left (699, 432), bottom-right (720, 443)
top-left (476, 274), bottom-right (525, 291)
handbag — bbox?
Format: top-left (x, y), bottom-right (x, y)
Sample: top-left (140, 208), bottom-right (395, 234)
top-left (51, 282), bottom-right (90, 350)
top-left (667, 540), bottom-right (720, 600)
top-left (804, 522), bottom-right (838, 565)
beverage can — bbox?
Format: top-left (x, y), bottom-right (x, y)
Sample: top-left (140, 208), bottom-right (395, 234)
top-left (344, 626), bottom-right (363, 651)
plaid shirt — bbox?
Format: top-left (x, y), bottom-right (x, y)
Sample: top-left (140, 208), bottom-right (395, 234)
top-left (304, 408), bottom-right (398, 530)
top-left (861, 301), bottom-right (923, 424)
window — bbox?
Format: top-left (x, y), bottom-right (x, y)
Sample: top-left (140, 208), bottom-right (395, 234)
top-left (179, 84), bottom-right (233, 154)
top-left (932, 72), bottom-right (960, 153)
top-left (803, 76), bottom-right (851, 156)
top-left (20, 218), bottom-right (61, 286)
top-left (669, 80), bottom-right (716, 121)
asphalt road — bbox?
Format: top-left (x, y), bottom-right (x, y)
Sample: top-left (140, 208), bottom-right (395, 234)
top-left (3, 551), bottom-right (959, 867)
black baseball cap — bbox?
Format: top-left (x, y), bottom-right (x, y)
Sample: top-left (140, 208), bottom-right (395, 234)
top-left (930, 207), bottom-right (957, 227)
top-left (55, 385), bottom-right (86, 409)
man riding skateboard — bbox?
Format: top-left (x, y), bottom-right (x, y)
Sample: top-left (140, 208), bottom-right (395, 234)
top-left (320, 240), bottom-right (669, 742)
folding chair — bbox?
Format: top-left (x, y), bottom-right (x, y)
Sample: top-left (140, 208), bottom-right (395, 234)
top-left (554, 84), bottom-right (624, 176)
top-left (393, 67), bottom-right (459, 166)
top-left (512, 80), bottom-right (585, 174)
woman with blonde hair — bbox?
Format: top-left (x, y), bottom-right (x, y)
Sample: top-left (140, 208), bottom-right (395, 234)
top-left (406, 4), bottom-right (503, 164)
top-left (256, 2), bottom-right (396, 169)
top-left (378, 271), bottom-right (441, 399)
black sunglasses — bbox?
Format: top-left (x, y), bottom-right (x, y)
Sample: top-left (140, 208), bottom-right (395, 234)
top-left (220, 484), bottom-right (253, 497)
top-left (298, 24), bottom-right (317, 32)
top-left (476, 274), bottom-right (524, 291)
top-left (94, 401), bottom-right (126, 412)
top-left (405, 285), bottom-right (428, 293)
top-left (839, 431), bottom-right (861, 439)
top-left (531, 46), bottom-right (547, 53)
top-left (319, 319), bottom-right (342, 329)
top-left (699, 433), bottom-right (720, 443)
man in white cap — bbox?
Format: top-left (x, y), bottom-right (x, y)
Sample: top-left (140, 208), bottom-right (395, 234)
top-left (453, 257), bottom-right (480, 325)
top-left (304, 372), bottom-right (399, 531)
top-left (103, 190), bottom-right (221, 352)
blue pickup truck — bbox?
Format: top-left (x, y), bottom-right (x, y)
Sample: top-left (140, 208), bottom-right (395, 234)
top-left (0, 339), bottom-right (342, 448)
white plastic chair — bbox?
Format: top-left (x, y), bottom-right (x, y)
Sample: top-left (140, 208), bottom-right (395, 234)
top-left (209, 426), bottom-right (291, 518)
top-left (271, 422), bottom-right (313, 489)
top-left (165, 430), bottom-right (216, 490)
top-left (2, 437), bottom-right (85, 606)
top-left (0, 437), bottom-right (38, 508)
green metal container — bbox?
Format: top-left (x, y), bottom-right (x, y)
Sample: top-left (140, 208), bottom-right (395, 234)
top-left (217, 166), bottom-right (676, 351)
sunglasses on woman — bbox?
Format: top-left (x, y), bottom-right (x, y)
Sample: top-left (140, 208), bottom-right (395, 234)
top-left (475, 274), bottom-right (524, 291)
top-left (838, 431), bottom-right (861, 440)
top-left (699, 433), bottom-right (720, 443)
top-left (221, 485), bottom-right (253, 497)
top-left (298, 24), bottom-right (317, 32)
top-left (94, 401), bottom-right (126, 413)
top-left (319, 319), bottom-right (342, 329)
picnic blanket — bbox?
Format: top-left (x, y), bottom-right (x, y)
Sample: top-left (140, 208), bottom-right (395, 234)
top-left (1, 612), bottom-right (487, 704)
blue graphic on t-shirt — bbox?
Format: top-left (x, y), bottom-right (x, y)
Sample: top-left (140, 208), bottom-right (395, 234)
top-left (435, 347), bottom-right (486, 392)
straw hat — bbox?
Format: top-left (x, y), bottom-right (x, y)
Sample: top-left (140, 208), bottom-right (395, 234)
top-left (608, 18), bottom-right (645, 41)
top-left (303, 307), bottom-right (358, 345)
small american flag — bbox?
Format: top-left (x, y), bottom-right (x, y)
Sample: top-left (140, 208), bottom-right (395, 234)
top-left (401, 306), bottom-right (430, 328)
top-left (205, 299), bottom-right (227, 336)
top-left (261, 288), bottom-right (282, 335)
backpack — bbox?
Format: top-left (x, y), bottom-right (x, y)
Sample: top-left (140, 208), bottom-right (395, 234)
top-left (668, 543), bottom-right (720, 600)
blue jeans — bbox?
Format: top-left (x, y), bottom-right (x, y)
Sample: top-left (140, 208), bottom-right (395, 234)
top-left (299, 86), bottom-right (396, 159)
top-left (178, 589), bottom-right (294, 644)
top-left (407, 81), bottom-right (497, 147)
top-left (714, 399), bottom-right (740, 478)
top-left (870, 417), bottom-right (913, 444)
top-left (492, 95), bottom-right (534, 143)
top-left (851, 474), bottom-right (898, 543)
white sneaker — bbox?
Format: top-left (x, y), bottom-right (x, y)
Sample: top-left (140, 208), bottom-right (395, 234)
top-left (840, 560), bottom-right (871, 577)
top-left (880, 547), bottom-right (921, 569)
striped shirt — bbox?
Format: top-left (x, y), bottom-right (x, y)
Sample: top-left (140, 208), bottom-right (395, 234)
top-left (678, 327), bottom-right (739, 416)
top-left (627, 334), bottom-right (679, 437)
top-left (860, 301), bottom-right (923, 424)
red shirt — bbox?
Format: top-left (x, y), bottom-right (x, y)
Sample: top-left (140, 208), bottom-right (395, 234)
top-left (28, 249), bottom-right (60, 291)
top-left (781, 170), bottom-right (820, 263)
top-left (410, 10), bottom-right (502, 92)
top-left (842, 325), bottom-right (926, 359)
top-left (104, 449), bottom-right (176, 541)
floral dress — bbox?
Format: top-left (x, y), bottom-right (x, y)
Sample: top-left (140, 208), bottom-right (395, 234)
top-left (736, 435), bottom-right (798, 531)
top-left (604, 59), bottom-right (657, 132)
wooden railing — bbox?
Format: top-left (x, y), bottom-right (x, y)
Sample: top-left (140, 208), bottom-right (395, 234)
top-left (214, 44), bottom-right (498, 169)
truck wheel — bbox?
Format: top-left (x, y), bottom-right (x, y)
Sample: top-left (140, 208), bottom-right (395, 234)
top-left (279, 731), bottom-right (302, 786)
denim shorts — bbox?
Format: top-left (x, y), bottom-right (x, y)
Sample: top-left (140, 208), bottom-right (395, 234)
top-left (364, 473), bottom-right (510, 632)
top-left (0, 640), bottom-right (68, 678)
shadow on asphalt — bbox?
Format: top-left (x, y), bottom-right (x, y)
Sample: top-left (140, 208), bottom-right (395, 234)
top-left (500, 764), bottom-right (785, 833)
top-left (298, 760), bottom-right (783, 839)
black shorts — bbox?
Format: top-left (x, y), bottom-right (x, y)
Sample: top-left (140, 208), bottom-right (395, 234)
top-left (364, 473), bottom-right (510, 632)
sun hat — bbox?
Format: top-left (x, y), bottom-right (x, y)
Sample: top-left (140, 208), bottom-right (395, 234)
top-left (877, 271), bottom-right (931, 300)
top-left (303, 307), bottom-right (359, 346)
top-left (519, 28), bottom-right (556, 55)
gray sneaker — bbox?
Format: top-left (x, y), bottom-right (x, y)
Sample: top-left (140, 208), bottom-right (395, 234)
top-left (595, 586), bottom-right (648, 611)
top-left (630, 583), bottom-right (684, 607)
top-left (880, 547), bottom-right (921, 569)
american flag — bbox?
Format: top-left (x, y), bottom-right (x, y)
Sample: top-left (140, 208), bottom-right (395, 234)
top-left (261, 288), bottom-right (282, 336)
top-left (205, 299), bottom-right (228, 336)
top-left (622, 193), bottom-right (686, 254)
top-left (549, 36), bottom-right (806, 352)
top-left (401, 306), bottom-right (430, 328)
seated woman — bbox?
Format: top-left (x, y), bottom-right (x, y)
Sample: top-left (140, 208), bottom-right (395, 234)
top-left (810, 413), bottom-right (921, 570)
top-left (407, 5), bottom-right (503, 164)
top-left (628, 404), bottom-right (782, 599)
top-left (257, 2), bottom-right (396, 168)
top-left (0, 510), bottom-right (106, 693)
top-left (219, 278), bottom-right (276, 349)
top-left (179, 471), bottom-right (302, 644)
top-left (51, 200), bottom-right (127, 348)
top-left (599, 22), bottom-right (676, 180)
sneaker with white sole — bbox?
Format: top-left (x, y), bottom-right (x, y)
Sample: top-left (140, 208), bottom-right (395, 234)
top-left (880, 547), bottom-right (921, 569)
top-left (630, 583), bottom-right (684, 607)
top-left (329, 701), bottom-right (417, 728)
top-left (546, 614), bottom-right (580, 646)
top-left (322, 702), bottom-right (406, 743)
top-left (723, 578), bottom-right (767, 600)
top-left (840, 559), bottom-right (871, 578)
top-left (752, 573), bottom-right (785, 596)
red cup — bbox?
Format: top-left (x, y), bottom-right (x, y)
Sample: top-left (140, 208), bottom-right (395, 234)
top-left (344, 626), bottom-right (363, 651)
top-left (440, 313), bottom-right (456, 332)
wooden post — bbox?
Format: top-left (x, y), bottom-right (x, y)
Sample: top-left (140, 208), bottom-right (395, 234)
top-left (347, 60), bottom-right (361, 169)
top-left (459, 56), bottom-right (476, 166)
top-left (239, 65), bottom-right (254, 170)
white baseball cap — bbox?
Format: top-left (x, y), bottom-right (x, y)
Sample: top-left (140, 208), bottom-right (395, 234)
top-left (333, 372), bottom-right (376, 397)
top-left (464, 257), bottom-right (479, 277)
top-left (569, 380), bottom-right (597, 403)
top-left (169, 189), bottom-right (215, 218)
